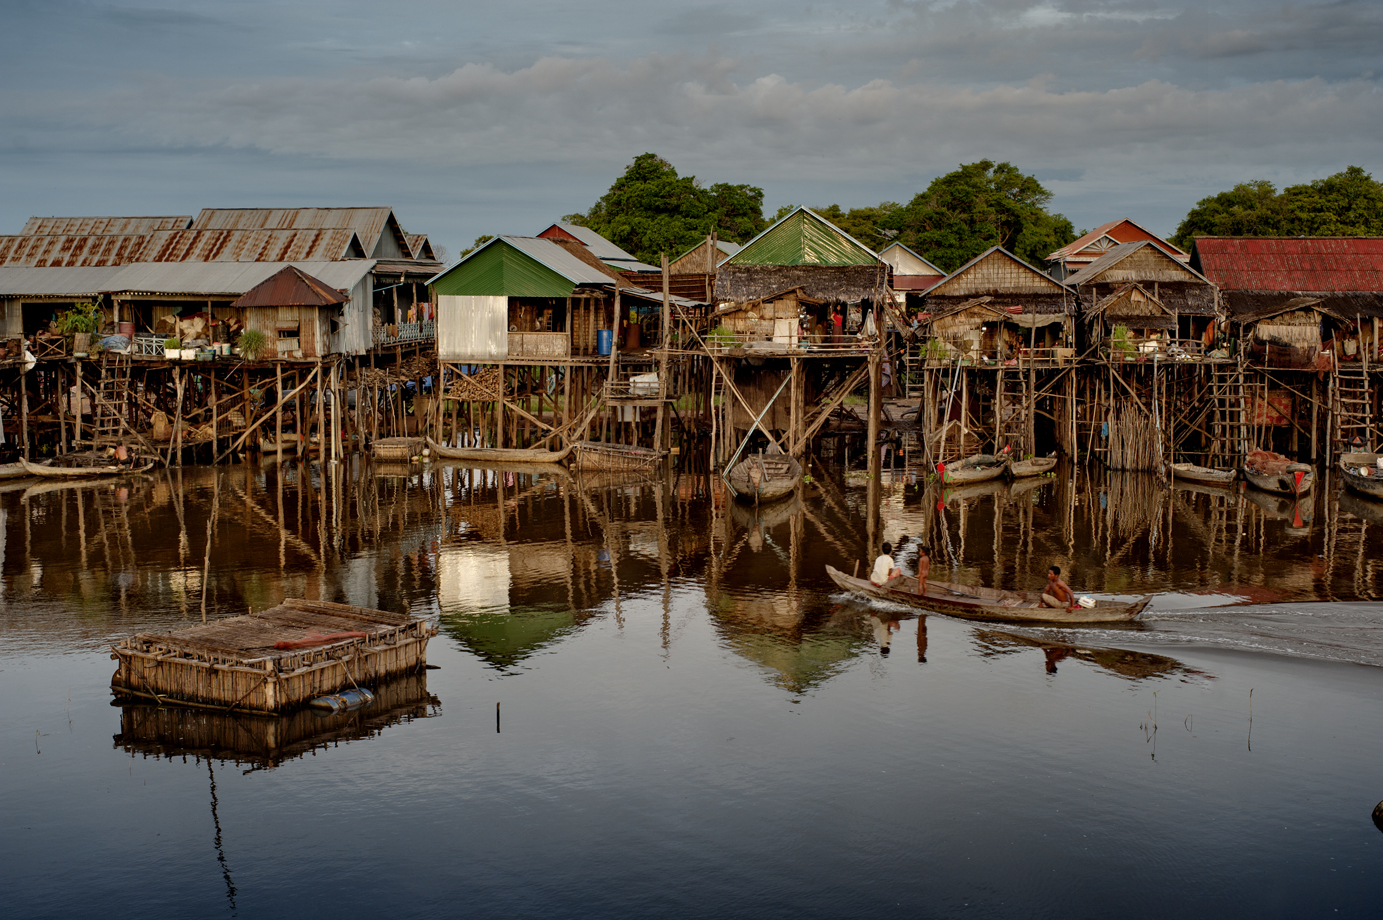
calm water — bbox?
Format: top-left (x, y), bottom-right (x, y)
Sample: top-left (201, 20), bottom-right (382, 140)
top-left (1, 459), bottom-right (1381, 918)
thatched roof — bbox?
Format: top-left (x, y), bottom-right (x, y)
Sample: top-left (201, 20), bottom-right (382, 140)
top-left (1064, 241), bottom-right (1218, 315)
top-left (716, 263), bottom-right (888, 304)
top-left (1224, 290), bottom-right (1383, 322)
top-left (924, 291), bottom-right (1073, 316)
top-left (1087, 284), bottom-right (1176, 328)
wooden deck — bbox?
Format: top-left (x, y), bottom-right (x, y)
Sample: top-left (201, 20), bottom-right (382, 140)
top-left (111, 598), bottom-right (436, 713)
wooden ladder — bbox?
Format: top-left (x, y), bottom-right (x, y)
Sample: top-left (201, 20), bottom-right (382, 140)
top-left (91, 353), bottom-right (130, 448)
top-left (1209, 362), bottom-right (1246, 465)
top-left (1331, 363), bottom-right (1373, 452)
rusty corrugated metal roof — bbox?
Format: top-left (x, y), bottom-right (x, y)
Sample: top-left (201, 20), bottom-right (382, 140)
top-left (1191, 237), bottom-right (1383, 291)
top-left (19, 216), bottom-right (191, 235)
top-left (191, 208), bottom-right (410, 260)
top-left (1047, 218), bottom-right (1188, 263)
top-left (405, 233), bottom-right (435, 260)
top-left (230, 265), bottom-right (350, 308)
top-left (0, 234), bottom-right (153, 267)
top-left (141, 228), bottom-right (367, 263)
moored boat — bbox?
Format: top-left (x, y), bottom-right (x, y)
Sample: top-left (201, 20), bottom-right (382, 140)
top-left (724, 449), bottom-right (802, 503)
top-left (258, 434), bottom-right (300, 455)
top-left (826, 564), bottom-right (1150, 625)
top-left (1170, 462), bottom-right (1236, 485)
top-left (1008, 455), bottom-right (1057, 478)
top-left (1338, 452), bottom-right (1383, 501)
top-left (426, 437), bottom-right (572, 465)
top-left (20, 453), bottom-right (154, 479)
top-left (1241, 450), bottom-right (1313, 496)
top-left (0, 462), bottom-right (33, 480)
top-left (940, 453), bottom-right (1008, 485)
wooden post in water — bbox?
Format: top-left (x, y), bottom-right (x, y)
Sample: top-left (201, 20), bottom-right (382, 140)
top-left (275, 361), bottom-right (284, 458)
top-left (867, 348), bottom-right (882, 553)
top-left (656, 253), bottom-right (671, 452)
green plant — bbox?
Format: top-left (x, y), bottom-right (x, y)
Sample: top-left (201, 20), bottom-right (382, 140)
top-left (55, 301), bottom-right (103, 335)
top-left (708, 324), bottom-right (736, 346)
top-left (238, 328), bottom-right (269, 359)
top-left (164, 337), bottom-right (181, 350)
top-left (1110, 324), bottom-right (1137, 358)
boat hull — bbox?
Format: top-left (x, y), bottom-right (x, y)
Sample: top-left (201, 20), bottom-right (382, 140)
top-left (725, 453), bottom-right (802, 503)
top-left (1338, 452), bottom-right (1383, 500)
top-left (1170, 463), bottom-right (1236, 485)
top-left (1008, 456), bottom-right (1057, 478)
top-left (943, 454), bottom-right (1008, 485)
top-left (426, 438), bottom-right (572, 465)
top-left (825, 565), bottom-right (1149, 625)
top-left (1241, 465), bottom-right (1313, 496)
top-left (20, 457), bottom-right (153, 479)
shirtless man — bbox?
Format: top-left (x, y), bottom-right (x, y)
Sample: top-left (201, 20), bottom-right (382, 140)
top-left (915, 544), bottom-right (932, 597)
top-left (1042, 565), bottom-right (1077, 612)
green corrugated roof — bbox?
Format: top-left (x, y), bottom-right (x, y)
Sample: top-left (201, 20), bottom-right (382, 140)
top-left (429, 238), bottom-right (576, 297)
top-left (724, 207), bottom-right (879, 267)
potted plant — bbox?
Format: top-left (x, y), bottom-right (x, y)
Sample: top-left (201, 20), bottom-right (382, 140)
top-left (164, 337), bottom-right (181, 359)
top-left (238, 328), bottom-right (269, 361)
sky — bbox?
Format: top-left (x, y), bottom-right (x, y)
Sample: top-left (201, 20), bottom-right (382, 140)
top-left (2, 0), bottom-right (1381, 259)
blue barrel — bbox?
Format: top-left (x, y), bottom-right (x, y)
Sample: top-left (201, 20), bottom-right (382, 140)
top-left (597, 328), bottom-right (613, 356)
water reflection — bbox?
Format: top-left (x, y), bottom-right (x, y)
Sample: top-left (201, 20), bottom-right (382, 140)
top-left (972, 629), bottom-right (1205, 682)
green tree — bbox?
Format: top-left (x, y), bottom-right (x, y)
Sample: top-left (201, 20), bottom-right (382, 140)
top-left (458, 235), bottom-right (494, 259)
top-left (1172, 167), bottom-right (1383, 249)
top-left (889, 161), bottom-right (1074, 271)
top-left (566, 153), bottom-right (767, 263)
top-left (810, 203), bottom-right (902, 249)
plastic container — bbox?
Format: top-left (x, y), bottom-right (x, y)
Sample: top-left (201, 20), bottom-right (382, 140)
top-left (1078, 595), bottom-right (1096, 608)
top-left (116, 322), bottom-right (135, 338)
top-left (596, 328), bottom-right (613, 356)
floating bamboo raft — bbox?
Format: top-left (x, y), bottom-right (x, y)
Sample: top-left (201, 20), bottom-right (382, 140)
top-left (371, 436), bottom-right (424, 461)
top-left (111, 598), bottom-right (435, 714)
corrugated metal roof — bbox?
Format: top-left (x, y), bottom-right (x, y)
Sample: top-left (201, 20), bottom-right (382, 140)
top-left (537, 223), bottom-right (641, 263)
top-left (604, 258), bottom-right (661, 272)
top-left (19, 216), bottom-right (191, 235)
top-left (1047, 218), bottom-right (1188, 263)
top-left (405, 233), bottom-right (435, 261)
top-left (0, 265), bottom-right (124, 297)
top-left (141, 228), bottom-right (366, 263)
top-left (191, 208), bottom-right (409, 260)
top-left (0, 234), bottom-right (154, 267)
top-left (103, 260), bottom-right (375, 296)
top-left (723, 207), bottom-right (880, 267)
top-left (1062, 241), bottom-right (1212, 287)
top-left (429, 238), bottom-right (587, 298)
top-left (505, 237), bottom-right (620, 284)
top-left (231, 266), bottom-right (349, 308)
top-left (1192, 237), bottom-right (1383, 292)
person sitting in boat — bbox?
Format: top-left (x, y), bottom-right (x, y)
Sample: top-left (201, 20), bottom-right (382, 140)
top-left (915, 545), bottom-right (931, 597)
top-left (1042, 565), bottom-right (1077, 612)
top-left (870, 542), bottom-right (902, 586)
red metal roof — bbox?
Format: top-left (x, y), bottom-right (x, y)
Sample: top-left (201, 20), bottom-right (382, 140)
top-left (1191, 237), bottom-right (1383, 291)
top-left (229, 265), bottom-right (348, 308)
top-left (1048, 218), bottom-right (1187, 263)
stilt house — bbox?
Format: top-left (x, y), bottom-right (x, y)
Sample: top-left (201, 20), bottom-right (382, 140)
top-left (229, 266), bottom-right (350, 360)
top-left (1046, 218), bottom-right (1190, 281)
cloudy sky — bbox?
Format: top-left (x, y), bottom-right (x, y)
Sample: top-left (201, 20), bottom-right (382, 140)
top-left (2, 0), bottom-right (1380, 257)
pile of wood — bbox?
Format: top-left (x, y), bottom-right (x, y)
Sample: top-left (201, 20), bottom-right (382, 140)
top-left (1105, 406), bottom-right (1163, 471)
top-left (445, 366), bottom-right (502, 402)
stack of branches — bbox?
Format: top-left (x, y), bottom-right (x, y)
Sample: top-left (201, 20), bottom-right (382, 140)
top-left (347, 355), bottom-right (435, 388)
top-left (445, 366), bottom-right (502, 402)
top-left (1105, 405), bottom-right (1163, 472)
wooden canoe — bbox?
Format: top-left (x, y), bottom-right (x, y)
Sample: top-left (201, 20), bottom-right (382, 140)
top-left (724, 451), bottom-right (802, 503)
top-left (941, 453), bottom-right (1008, 485)
top-left (825, 564), bottom-right (1151, 625)
top-left (1338, 452), bottom-right (1383, 501)
top-left (426, 437), bottom-right (572, 465)
top-left (1008, 455), bottom-right (1057, 478)
top-left (0, 462), bottom-right (33, 480)
top-left (20, 456), bottom-right (154, 479)
top-left (259, 435), bottom-right (300, 455)
top-left (1170, 462), bottom-right (1236, 485)
top-left (1242, 450), bottom-right (1313, 496)
top-left (572, 440), bottom-right (665, 473)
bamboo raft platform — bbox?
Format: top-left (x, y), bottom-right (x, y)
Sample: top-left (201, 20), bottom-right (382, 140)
top-left (111, 598), bottom-right (436, 714)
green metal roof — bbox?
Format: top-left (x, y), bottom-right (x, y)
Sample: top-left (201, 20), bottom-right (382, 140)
top-left (428, 237), bottom-right (577, 297)
top-left (723, 207), bottom-right (879, 267)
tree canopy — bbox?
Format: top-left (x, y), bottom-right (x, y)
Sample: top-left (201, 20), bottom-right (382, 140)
top-left (563, 153), bottom-right (768, 264)
top-left (1172, 166), bottom-right (1383, 250)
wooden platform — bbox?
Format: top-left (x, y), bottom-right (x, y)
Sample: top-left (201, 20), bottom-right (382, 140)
top-left (111, 598), bottom-right (435, 714)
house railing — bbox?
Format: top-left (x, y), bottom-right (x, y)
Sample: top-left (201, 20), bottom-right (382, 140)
top-left (133, 334), bottom-right (166, 358)
top-left (374, 320), bottom-right (435, 347)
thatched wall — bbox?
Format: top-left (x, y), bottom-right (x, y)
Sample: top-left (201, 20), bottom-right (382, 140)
top-left (716, 264), bottom-right (886, 304)
top-left (1081, 281), bottom-right (1215, 316)
top-left (924, 292), bottom-right (1073, 315)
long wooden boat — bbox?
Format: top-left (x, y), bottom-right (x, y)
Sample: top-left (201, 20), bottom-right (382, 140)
top-left (825, 564), bottom-right (1151, 625)
top-left (1338, 451), bottom-right (1383, 501)
top-left (426, 437), bottom-right (572, 465)
top-left (1008, 455), bottom-right (1057, 478)
top-left (1242, 450), bottom-right (1313, 496)
top-left (21, 455), bottom-right (154, 479)
top-left (1170, 462), bottom-right (1236, 485)
top-left (941, 453), bottom-right (1008, 485)
top-left (259, 434), bottom-right (300, 455)
top-left (0, 462), bottom-right (33, 480)
top-left (724, 450), bottom-right (802, 503)
top-left (572, 440), bottom-right (665, 473)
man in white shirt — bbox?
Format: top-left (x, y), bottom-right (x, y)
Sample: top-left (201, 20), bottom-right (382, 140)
top-left (870, 542), bottom-right (902, 586)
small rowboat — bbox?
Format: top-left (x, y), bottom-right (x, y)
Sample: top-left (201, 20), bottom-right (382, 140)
top-left (1170, 462), bottom-right (1236, 485)
top-left (1242, 450), bottom-right (1313, 496)
top-left (1338, 452), bottom-right (1383, 501)
top-left (724, 450), bottom-right (802, 503)
top-left (426, 437), bottom-right (572, 466)
top-left (0, 462), bottom-right (33, 480)
top-left (1008, 455), bottom-right (1056, 478)
top-left (259, 434), bottom-right (300, 455)
top-left (20, 454), bottom-right (154, 479)
top-left (940, 453), bottom-right (1008, 485)
top-left (825, 564), bottom-right (1151, 625)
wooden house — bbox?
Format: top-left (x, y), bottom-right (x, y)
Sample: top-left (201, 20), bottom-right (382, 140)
top-left (708, 286), bottom-right (823, 351)
top-left (670, 238), bottom-right (740, 275)
top-left (920, 247), bottom-right (1077, 364)
top-left (1063, 241), bottom-right (1219, 354)
top-left (536, 222), bottom-right (660, 272)
top-left (1046, 218), bottom-right (1189, 280)
top-left (229, 265), bottom-right (350, 359)
top-left (878, 242), bottom-right (944, 305)
top-left (715, 208), bottom-right (888, 312)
